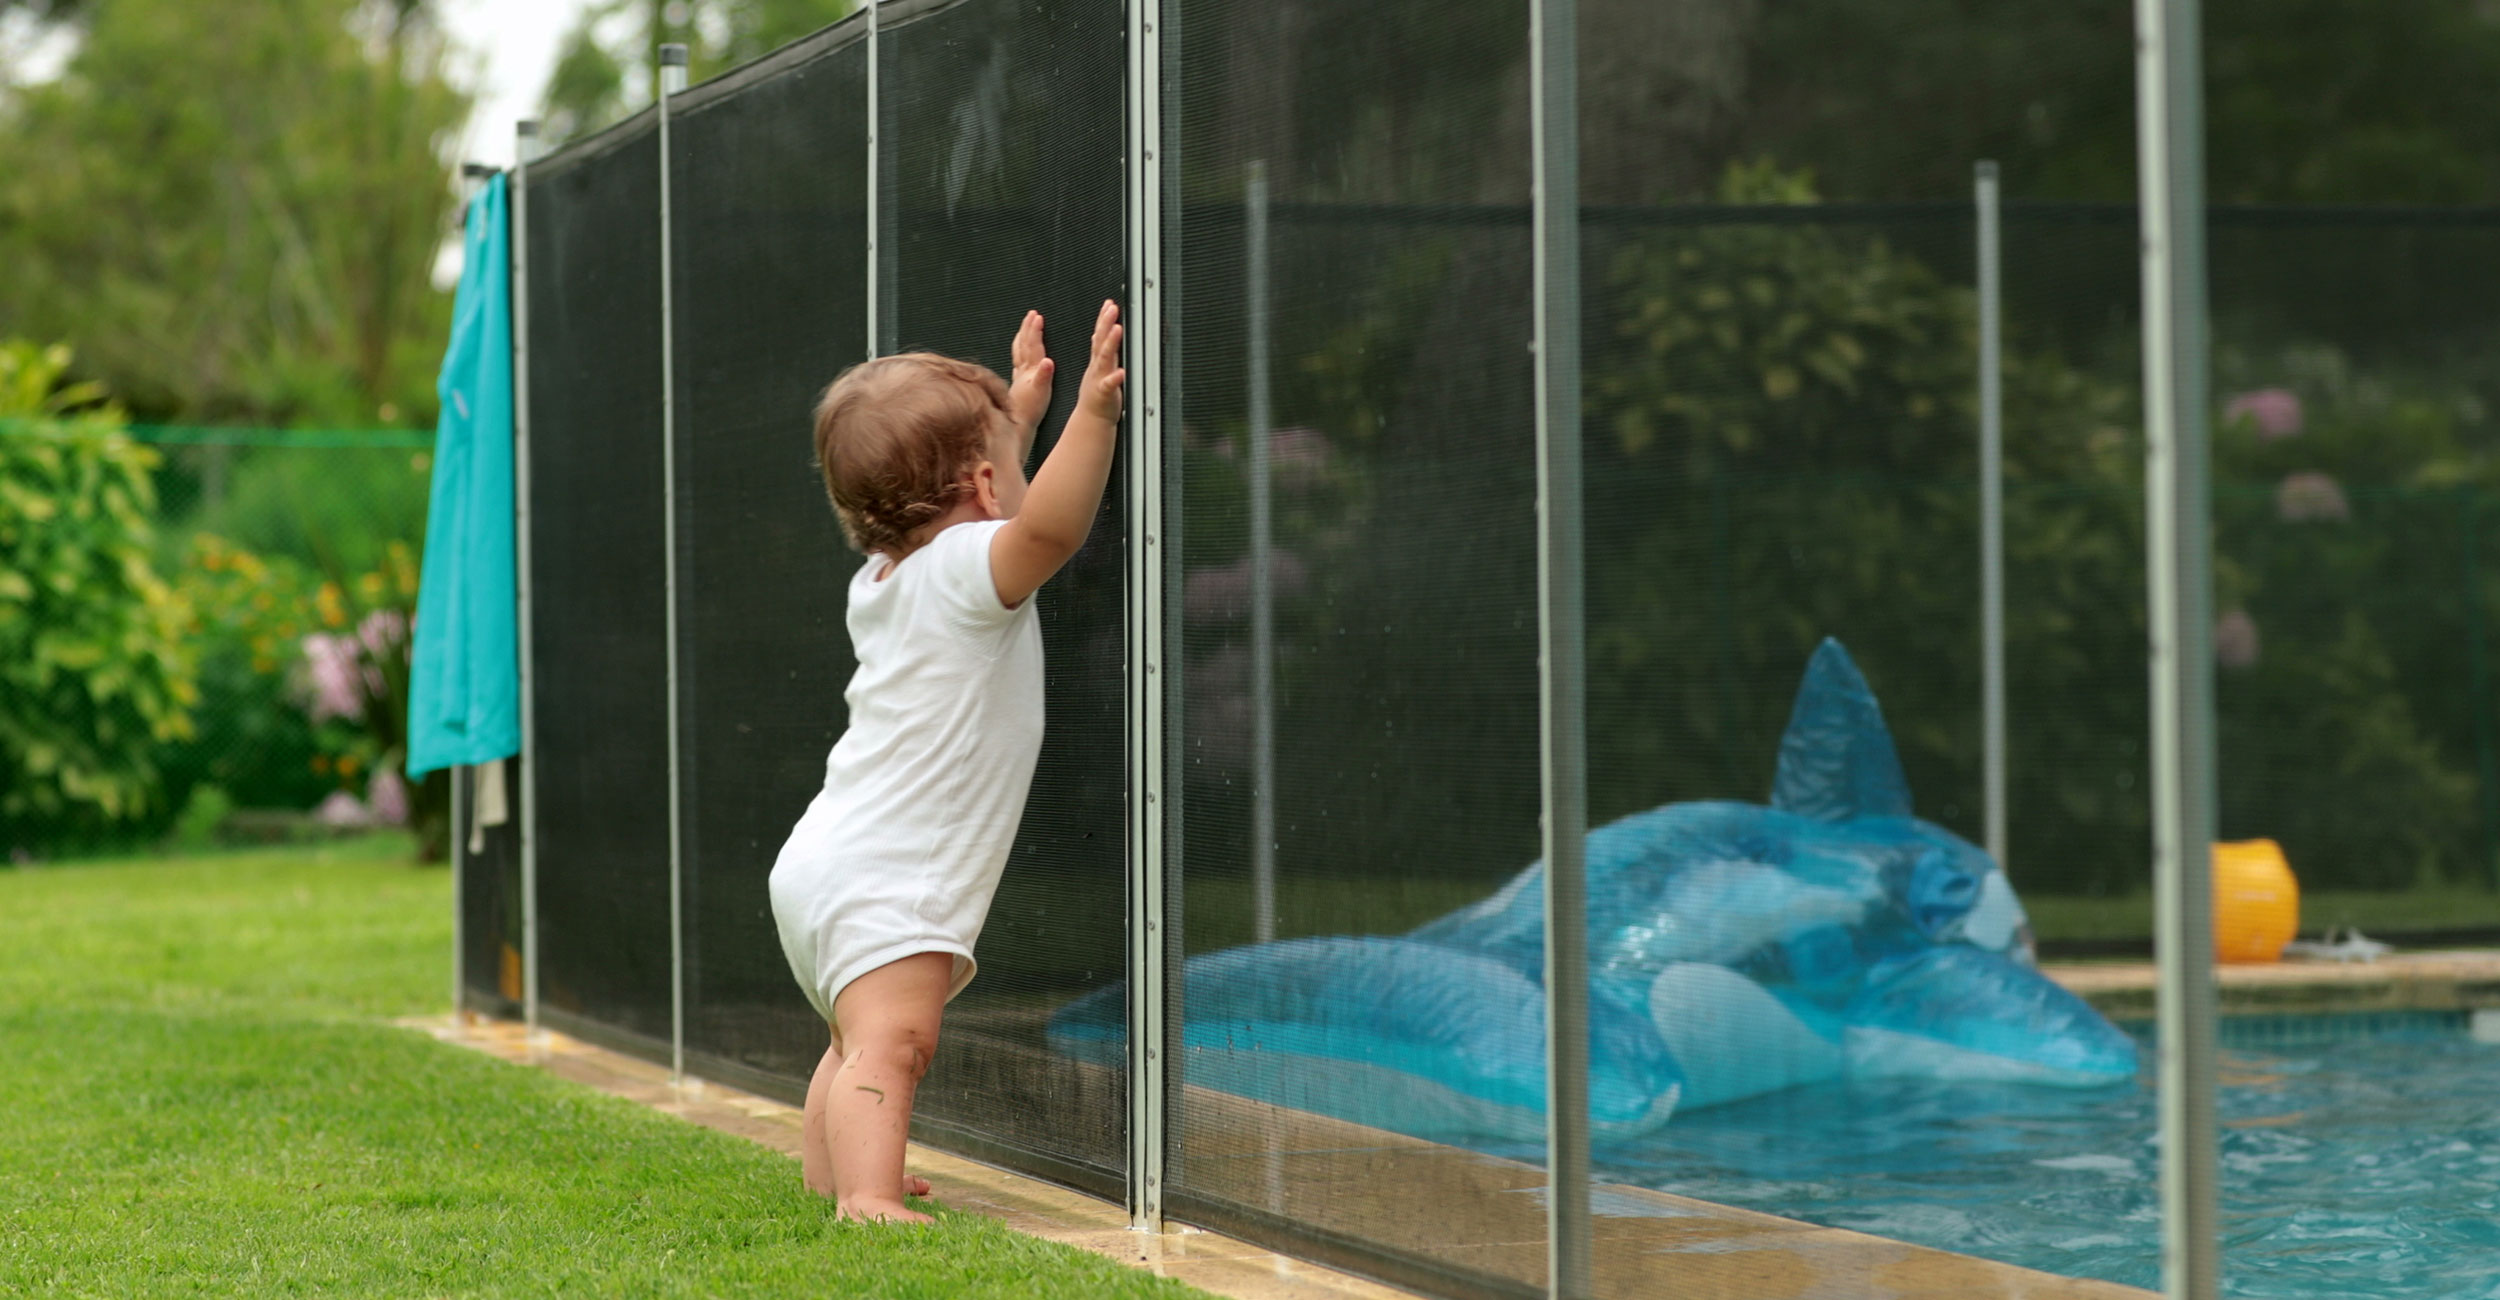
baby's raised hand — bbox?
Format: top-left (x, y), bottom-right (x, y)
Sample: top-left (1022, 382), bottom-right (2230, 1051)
top-left (1076, 299), bottom-right (1125, 424)
top-left (1007, 309), bottom-right (1054, 437)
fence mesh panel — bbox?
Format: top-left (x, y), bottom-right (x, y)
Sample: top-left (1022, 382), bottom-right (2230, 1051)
top-left (878, 0), bottom-right (1131, 1190)
top-left (2200, 13), bottom-right (2500, 1289)
top-left (457, 761), bottom-right (523, 1017)
top-left (1157, 0), bottom-right (1547, 1291)
top-left (668, 31), bottom-right (871, 1094)
top-left (1569, 4), bottom-right (2151, 1291)
top-left (521, 121), bottom-right (676, 1049)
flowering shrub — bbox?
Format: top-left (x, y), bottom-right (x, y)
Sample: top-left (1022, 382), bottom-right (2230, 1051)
top-left (165, 532), bottom-right (330, 819)
top-left (298, 542), bottom-right (421, 829)
top-left (1178, 422), bottom-right (1368, 775)
top-left (2207, 343), bottom-right (2490, 886)
top-left (2223, 387), bottom-right (2304, 440)
top-left (166, 533), bottom-right (425, 838)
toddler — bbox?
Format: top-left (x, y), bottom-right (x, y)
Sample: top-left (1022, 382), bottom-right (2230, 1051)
top-left (768, 301), bottom-right (1125, 1223)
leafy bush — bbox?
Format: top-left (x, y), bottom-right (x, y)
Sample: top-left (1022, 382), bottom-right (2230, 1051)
top-left (168, 783), bottom-right (235, 853)
top-left (1587, 164), bottom-right (2149, 894)
top-left (0, 342), bottom-right (197, 851)
top-left (1582, 164), bottom-right (2500, 893)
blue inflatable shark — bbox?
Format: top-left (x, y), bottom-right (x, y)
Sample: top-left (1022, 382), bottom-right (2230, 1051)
top-left (1049, 639), bottom-right (2138, 1144)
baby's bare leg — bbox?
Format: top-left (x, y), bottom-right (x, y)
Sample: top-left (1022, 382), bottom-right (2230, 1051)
top-left (802, 1022), bottom-right (931, 1199)
top-left (801, 1028), bottom-right (842, 1197)
top-left (827, 951), bottom-right (954, 1223)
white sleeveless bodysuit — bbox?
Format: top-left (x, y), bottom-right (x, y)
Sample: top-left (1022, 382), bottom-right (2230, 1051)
top-left (768, 519), bottom-right (1044, 1020)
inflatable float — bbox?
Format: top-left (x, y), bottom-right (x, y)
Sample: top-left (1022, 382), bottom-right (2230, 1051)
top-left (1050, 639), bottom-right (2138, 1145)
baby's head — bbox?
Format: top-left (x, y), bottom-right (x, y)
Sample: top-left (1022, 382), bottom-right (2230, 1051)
top-left (813, 352), bottom-right (1029, 554)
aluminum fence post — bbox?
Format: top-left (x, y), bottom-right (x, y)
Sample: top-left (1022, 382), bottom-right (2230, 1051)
top-left (1245, 156), bottom-right (1285, 1216)
top-left (450, 157), bottom-right (497, 1025)
top-left (1126, 0), bottom-right (1169, 1233)
top-left (450, 762), bottom-right (466, 1018)
top-left (1976, 160), bottom-right (2008, 872)
top-left (1245, 159), bottom-right (1276, 949)
top-left (2134, 1), bottom-right (2221, 1296)
top-left (658, 42), bottom-right (690, 1089)
top-left (450, 160), bottom-right (484, 1023)
top-left (2466, 491), bottom-right (2500, 888)
top-left (514, 117), bottom-right (546, 1043)
top-left (866, 1), bottom-right (880, 358)
top-left (1531, 0), bottom-right (1589, 1290)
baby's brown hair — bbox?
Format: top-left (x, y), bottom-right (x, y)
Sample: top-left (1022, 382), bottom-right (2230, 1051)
top-left (813, 352), bottom-right (1013, 554)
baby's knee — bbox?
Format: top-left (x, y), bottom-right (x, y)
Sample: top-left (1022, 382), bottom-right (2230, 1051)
top-left (852, 1024), bottom-right (938, 1079)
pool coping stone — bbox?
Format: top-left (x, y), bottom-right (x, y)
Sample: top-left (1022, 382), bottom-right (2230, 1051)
top-left (2044, 948), bottom-right (2500, 1022)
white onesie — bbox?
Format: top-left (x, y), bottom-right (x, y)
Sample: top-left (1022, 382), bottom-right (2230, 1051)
top-left (768, 519), bottom-right (1044, 1021)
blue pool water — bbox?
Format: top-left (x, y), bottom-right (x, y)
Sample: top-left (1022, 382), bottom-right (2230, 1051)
top-left (1587, 1015), bottom-right (2500, 1298)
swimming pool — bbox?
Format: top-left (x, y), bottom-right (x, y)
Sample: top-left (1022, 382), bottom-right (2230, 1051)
top-left (1588, 1012), bottom-right (2500, 1298)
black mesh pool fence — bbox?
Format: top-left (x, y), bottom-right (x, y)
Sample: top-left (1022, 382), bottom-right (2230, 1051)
top-left (459, 2), bottom-right (2500, 1296)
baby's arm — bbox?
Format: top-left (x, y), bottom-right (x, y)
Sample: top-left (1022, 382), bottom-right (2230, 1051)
top-left (990, 300), bottom-right (1124, 609)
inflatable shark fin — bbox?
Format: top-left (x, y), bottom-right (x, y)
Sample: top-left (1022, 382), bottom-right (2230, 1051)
top-left (1770, 639), bottom-right (1914, 822)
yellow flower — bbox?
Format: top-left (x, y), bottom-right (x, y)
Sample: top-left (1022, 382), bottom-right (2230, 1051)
top-left (338, 755), bottom-right (361, 777)
top-left (387, 541), bottom-right (419, 594)
top-left (357, 572), bottom-right (384, 600)
top-left (311, 755), bottom-right (331, 774)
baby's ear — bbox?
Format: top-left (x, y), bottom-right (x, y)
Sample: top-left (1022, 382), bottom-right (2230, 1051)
top-left (971, 459), bottom-right (1006, 518)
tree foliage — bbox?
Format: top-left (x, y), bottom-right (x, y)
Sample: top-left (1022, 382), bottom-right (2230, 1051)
top-left (1178, 0), bottom-right (2500, 207)
top-left (0, 0), bottom-right (469, 424)
top-left (540, 0), bottom-right (857, 143)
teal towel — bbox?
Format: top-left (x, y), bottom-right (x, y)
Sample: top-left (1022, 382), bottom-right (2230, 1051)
top-left (408, 175), bottom-right (518, 777)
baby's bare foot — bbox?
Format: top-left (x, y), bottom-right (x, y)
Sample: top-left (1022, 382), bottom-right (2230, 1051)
top-left (836, 1196), bottom-right (934, 1225)
top-left (812, 1174), bottom-right (930, 1200)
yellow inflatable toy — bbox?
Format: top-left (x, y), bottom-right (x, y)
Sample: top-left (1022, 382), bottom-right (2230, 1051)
top-left (2213, 838), bottom-right (2300, 964)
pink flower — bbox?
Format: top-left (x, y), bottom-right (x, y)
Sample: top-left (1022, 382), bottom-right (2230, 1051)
top-left (1185, 551), bottom-right (1310, 622)
top-left (300, 633), bottom-right (367, 722)
top-left (2216, 610), bottom-right (2261, 669)
top-left (366, 766), bottom-right (408, 826)
top-left (1267, 427), bottom-right (1335, 492)
top-left (359, 609), bottom-right (409, 658)
top-left (2276, 471), bottom-right (2349, 523)
top-left (2224, 388), bottom-right (2302, 440)
top-left (313, 790), bottom-right (373, 826)
top-left (1187, 644), bottom-right (1252, 768)
top-left (298, 610), bottom-right (409, 724)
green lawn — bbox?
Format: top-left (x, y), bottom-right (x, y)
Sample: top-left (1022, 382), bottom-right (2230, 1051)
top-left (0, 838), bottom-right (1205, 1298)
